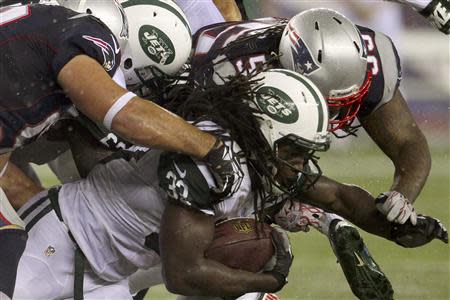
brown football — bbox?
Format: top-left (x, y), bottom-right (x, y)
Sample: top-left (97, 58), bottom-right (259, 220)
top-left (205, 218), bottom-right (275, 272)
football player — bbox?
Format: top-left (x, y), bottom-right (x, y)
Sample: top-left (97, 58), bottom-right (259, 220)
top-left (2, 69), bottom-right (331, 299)
top-left (185, 7), bottom-right (445, 298)
top-left (0, 1), bottom-right (240, 298)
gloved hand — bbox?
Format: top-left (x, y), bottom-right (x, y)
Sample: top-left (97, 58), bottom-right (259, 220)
top-left (390, 215), bottom-right (448, 247)
top-left (203, 138), bottom-right (241, 200)
top-left (264, 227), bottom-right (294, 292)
top-left (375, 191), bottom-right (417, 225)
top-left (274, 201), bottom-right (324, 233)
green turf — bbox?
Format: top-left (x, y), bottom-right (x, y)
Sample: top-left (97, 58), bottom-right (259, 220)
top-left (37, 144), bottom-right (449, 300)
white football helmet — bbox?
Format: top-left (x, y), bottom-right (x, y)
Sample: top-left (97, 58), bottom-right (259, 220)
top-left (253, 69), bottom-right (331, 153)
top-left (118, 0), bottom-right (192, 85)
top-left (57, 0), bottom-right (129, 51)
top-left (252, 69), bottom-right (331, 192)
top-left (279, 8), bottom-right (371, 132)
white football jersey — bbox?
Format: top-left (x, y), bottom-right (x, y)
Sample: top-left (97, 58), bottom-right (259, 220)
top-left (58, 121), bottom-right (271, 282)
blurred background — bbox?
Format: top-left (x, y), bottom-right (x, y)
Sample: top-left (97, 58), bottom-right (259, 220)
top-left (37, 0), bottom-right (449, 299)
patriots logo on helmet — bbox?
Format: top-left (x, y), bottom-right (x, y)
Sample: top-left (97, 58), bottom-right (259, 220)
top-left (82, 35), bottom-right (116, 72)
top-left (286, 23), bottom-right (320, 75)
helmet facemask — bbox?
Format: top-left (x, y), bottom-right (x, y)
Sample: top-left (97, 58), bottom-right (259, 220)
top-left (251, 69), bottom-right (331, 196)
top-left (271, 138), bottom-right (323, 195)
top-left (328, 70), bottom-right (372, 135)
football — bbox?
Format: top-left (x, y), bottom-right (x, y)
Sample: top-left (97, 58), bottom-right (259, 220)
top-left (205, 218), bottom-right (275, 272)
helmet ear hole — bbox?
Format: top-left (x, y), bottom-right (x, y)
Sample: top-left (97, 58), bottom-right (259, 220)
top-left (86, 8), bottom-right (92, 14)
top-left (124, 58), bottom-right (133, 70)
top-left (153, 11), bottom-right (157, 17)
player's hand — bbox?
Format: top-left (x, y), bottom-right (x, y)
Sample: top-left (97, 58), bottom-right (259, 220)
top-left (274, 201), bottom-right (324, 233)
top-left (391, 215), bottom-right (448, 247)
top-left (203, 138), bottom-right (241, 200)
top-left (375, 191), bottom-right (417, 225)
top-left (264, 227), bottom-right (294, 292)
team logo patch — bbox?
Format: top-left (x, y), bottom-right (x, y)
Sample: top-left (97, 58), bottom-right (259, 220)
top-left (255, 86), bottom-right (299, 124)
top-left (82, 35), bottom-right (116, 72)
top-left (286, 23), bottom-right (319, 75)
top-left (139, 25), bottom-right (175, 65)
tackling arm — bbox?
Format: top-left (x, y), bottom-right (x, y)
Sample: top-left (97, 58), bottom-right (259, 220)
top-left (58, 55), bottom-right (216, 159)
top-left (299, 176), bottom-right (392, 239)
top-left (159, 202), bottom-right (281, 297)
top-left (360, 89), bottom-right (431, 203)
top-left (298, 175), bottom-right (448, 246)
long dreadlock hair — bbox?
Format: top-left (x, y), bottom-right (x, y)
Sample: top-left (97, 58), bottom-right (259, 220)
top-left (163, 68), bottom-right (283, 223)
top-left (136, 21), bottom-right (292, 223)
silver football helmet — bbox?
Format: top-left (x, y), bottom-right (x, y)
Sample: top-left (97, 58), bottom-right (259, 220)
top-left (279, 8), bottom-right (372, 132)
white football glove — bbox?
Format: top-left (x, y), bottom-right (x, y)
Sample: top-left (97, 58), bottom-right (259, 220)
top-left (274, 201), bottom-right (324, 233)
top-left (375, 191), bottom-right (418, 225)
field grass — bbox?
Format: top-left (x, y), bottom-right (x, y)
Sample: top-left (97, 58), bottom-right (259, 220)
top-left (37, 141), bottom-right (449, 300)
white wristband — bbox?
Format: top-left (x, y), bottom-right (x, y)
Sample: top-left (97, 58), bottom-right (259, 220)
top-left (103, 91), bottom-right (136, 130)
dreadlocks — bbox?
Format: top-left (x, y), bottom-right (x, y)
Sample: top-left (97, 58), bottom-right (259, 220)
top-left (163, 69), bottom-right (280, 222)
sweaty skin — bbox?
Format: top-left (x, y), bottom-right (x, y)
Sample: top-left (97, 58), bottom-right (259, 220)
top-left (57, 55), bottom-right (217, 160)
top-left (160, 202), bottom-right (281, 297)
top-left (360, 90), bottom-right (431, 202)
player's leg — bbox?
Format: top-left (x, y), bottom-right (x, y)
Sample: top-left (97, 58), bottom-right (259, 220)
top-left (84, 276), bottom-right (132, 300)
top-left (13, 190), bottom-right (75, 299)
top-left (177, 293), bottom-right (280, 300)
top-left (0, 188), bottom-right (26, 299)
top-left (129, 265), bottom-right (164, 300)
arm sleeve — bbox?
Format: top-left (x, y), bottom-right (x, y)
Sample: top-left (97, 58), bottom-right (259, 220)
top-left (357, 27), bottom-right (402, 118)
top-left (52, 16), bottom-right (121, 78)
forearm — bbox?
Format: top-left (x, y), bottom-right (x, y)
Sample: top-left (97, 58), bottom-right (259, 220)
top-left (112, 98), bottom-right (215, 159)
top-left (300, 177), bottom-right (392, 239)
top-left (212, 0), bottom-right (242, 21)
top-left (58, 55), bottom-right (216, 160)
top-left (0, 160), bottom-right (44, 209)
top-left (165, 259), bottom-right (278, 297)
top-left (361, 90), bottom-right (431, 202)
top-left (390, 137), bottom-right (431, 202)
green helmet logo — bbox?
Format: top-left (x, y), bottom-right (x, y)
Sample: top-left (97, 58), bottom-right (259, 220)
top-left (255, 86), bottom-right (299, 124)
top-left (139, 25), bottom-right (175, 65)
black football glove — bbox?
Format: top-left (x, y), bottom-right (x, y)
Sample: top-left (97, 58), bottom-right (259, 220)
top-left (203, 138), bottom-right (241, 200)
top-left (264, 227), bottom-right (294, 292)
top-left (420, 0), bottom-right (450, 34)
top-left (390, 215), bottom-right (448, 248)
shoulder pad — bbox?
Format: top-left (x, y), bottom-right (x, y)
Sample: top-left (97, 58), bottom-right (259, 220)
top-left (158, 152), bottom-right (214, 213)
top-left (357, 26), bottom-right (402, 117)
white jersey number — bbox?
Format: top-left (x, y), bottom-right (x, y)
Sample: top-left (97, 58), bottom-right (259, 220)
top-left (362, 34), bottom-right (379, 76)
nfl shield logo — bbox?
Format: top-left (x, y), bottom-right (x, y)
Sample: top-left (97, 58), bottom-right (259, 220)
top-left (286, 23), bottom-right (320, 75)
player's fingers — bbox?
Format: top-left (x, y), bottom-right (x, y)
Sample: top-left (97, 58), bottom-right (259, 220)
top-left (396, 204), bottom-right (411, 224)
top-left (386, 201), bottom-right (402, 222)
top-left (410, 210), bottom-right (418, 226)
